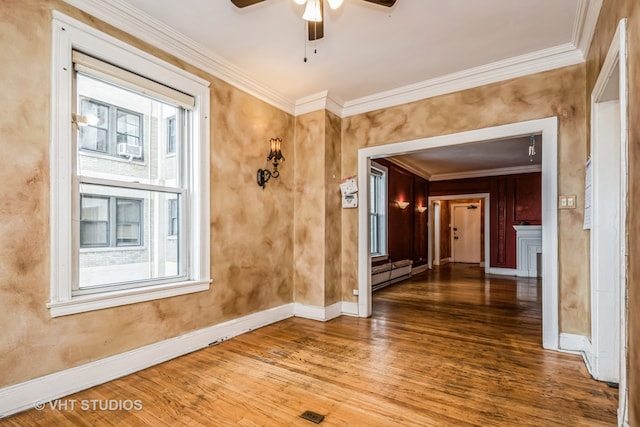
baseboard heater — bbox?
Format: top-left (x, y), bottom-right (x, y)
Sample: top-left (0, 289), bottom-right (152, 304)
top-left (371, 259), bottom-right (413, 291)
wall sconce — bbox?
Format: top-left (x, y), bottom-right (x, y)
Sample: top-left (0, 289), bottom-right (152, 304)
top-left (395, 201), bottom-right (410, 210)
top-left (417, 206), bottom-right (428, 213)
top-left (257, 138), bottom-right (285, 189)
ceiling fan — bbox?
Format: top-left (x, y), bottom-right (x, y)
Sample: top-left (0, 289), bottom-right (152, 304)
top-left (231, 0), bottom-right (397, 41)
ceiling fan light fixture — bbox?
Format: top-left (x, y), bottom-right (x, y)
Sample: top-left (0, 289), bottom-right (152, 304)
top-left (302, 0), bottom-right (323, 22)
top-left (327, 0), bottom-right (344, 9)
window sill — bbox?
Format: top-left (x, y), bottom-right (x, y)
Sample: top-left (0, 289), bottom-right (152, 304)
top-left (372, 255), bottom-right (389, 263)
top-left (47, 279), bottom-right (211, 317)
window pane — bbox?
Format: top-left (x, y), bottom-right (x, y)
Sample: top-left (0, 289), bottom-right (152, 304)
top-left (77, 73), bottom-right (179, 184)
top-left (116, 198), bottom-right (142, 246)
top-left (168, 198), bottom-right (178, 236)
top-left (81, 195), bottom-right (109, 220)
top-left (80, 99), bottom-right (109, 127)
top-left (80, 222), bottom-right (109, 247)
top-left (79, 184), bottom-right (181, 289)
top-left (167, 116), bottom-right (176, 154)
top-left (79, 126), bottom-right (108, 152)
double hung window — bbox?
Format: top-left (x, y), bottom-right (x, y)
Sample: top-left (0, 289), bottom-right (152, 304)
top-left (370, 162), bottom-right (388, 258)
top-left (50, 13), bottom-right (210, 316)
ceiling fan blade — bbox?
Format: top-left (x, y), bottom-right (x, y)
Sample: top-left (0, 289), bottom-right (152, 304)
top-left (362, 0), bottom-right (397, 6)
top-left (230, 0), bottom-right (266, 7)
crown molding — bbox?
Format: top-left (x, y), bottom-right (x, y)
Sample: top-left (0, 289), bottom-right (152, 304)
top-left (62, 0), bottom-right (296, 114)
top-left (294, 90), bottom-right (343, 117)
top-left (572, 0), bottom-right (603, 57)
top-left (340, 43), bottom-right (584, 117)
top-left (386, 157), bottom-right (432, 181)
top-left (64, 0), bottom-right (597, 120)
top-left (429, 164), bottom-right (542, 182)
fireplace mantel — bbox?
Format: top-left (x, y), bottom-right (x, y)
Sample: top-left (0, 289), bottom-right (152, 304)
top-left (513, 225), bottom-right (542, 277)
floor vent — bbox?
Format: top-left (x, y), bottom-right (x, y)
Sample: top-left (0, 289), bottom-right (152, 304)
top-left (300, 410), bottom-right (325, 424)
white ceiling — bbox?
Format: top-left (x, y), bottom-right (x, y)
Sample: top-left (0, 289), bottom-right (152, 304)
top-left (68, 0), bottom-right (596, 175)
top-left (116, 0), bottom-right (588, 104)
top-left (387, 135), bottom-right (542, 180)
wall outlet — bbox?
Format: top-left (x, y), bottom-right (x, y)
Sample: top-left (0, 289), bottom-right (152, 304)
top-left (352, 289), bottom-right (359, 296)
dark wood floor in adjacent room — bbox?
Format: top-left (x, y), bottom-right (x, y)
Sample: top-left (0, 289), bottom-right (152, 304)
top-left (4, 264), bottom-right (618, 426)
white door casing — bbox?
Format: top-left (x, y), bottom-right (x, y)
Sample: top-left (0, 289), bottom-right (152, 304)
top-left (357, 116), bottom-right (559, 350)
top-left (589, 18), bottom-right (628, 424)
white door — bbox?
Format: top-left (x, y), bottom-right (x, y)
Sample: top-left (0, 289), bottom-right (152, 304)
top-left (452, 203), bottom-right (481, 263)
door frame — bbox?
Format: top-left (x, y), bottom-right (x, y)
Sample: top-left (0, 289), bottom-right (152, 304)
top-left (428, 195), bottom-right (490, 270)
top-left (589, 18), bottom-right (628, 423)
top-left (357, 117), bottom-right (559, 350)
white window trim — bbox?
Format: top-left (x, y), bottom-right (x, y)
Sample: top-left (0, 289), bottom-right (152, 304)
top-left (49, 12), bottom-right (211, 317)
top-left (370, 161), bottom-right (388, 259)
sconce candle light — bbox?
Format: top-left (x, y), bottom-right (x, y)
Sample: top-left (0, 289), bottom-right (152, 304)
top-left (257, 137), bottom-right (285, 189)
top-left (417, 206), bottom-right (428, 213)
top-left (396, 201), bottom-right (410, 210)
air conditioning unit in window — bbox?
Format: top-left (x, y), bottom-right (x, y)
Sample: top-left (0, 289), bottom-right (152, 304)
top-left (117, 143), bottom-right (142, 159)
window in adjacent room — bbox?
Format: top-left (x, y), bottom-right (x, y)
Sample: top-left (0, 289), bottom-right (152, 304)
top-left (370, 161), bottom-right (388, 259)
top-left (49, 13), bottom-right (210, 316)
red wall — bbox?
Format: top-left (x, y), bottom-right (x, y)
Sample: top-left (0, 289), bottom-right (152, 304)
top-left (375, 160), bottom-right (429, 266)
top-left (429, 173), bottom-right (541, 269)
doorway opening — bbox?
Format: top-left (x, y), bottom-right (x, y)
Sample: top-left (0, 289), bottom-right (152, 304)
top-left (357, 117), bottom-right (559, 350)
top-left (589, 18), bottom-right (628, 423)
top-left (428, 194), bottom-right (490, 271)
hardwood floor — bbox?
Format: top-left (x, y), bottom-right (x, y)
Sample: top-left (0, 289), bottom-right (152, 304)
top-left (4, 264), bottom-right (617, 426)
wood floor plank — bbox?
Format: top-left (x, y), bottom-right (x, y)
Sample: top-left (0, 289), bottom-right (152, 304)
top-left (3, 264), bottom-right (617, 426)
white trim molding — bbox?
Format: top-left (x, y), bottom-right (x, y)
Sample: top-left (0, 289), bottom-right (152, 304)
top-left (341, 44), bottom-right (583, 117)
top-left (341, 302), bottom-right (359, 317)
top-left (62, 0), bottom-right (600, 119)
top-left (62, 0), bottom-right (294, 114)
top-left (487, 267), bottom-right (517, 276)
top-left (559, 333), bottom-right (594, 377)
top-left (294, 302), bottom-right (342, 322)
top-left (429, 165), bottom-right (541, 182)
top-left (0, 304), bottom-right (294, 419)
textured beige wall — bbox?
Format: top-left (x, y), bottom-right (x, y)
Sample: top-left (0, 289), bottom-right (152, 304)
top-left (340, 65), bottom-right (589, 335)
top-left (0, 0), bottom-right (293, 388)
top-left (293, 110), bottom-right (342, 307)
top-left (585, 0), bottom-right (640, 423)
top-left (294, 111), bottom-right (326, 306)
top-left (324, 111), bottom-right (343, 305)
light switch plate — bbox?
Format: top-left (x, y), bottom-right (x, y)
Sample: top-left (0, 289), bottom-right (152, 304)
top-left (559, 195), bottom-right (577, 209)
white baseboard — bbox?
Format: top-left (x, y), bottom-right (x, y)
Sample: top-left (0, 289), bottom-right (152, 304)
top-left (0, 299), bottom-right (364, 418)
top-left (294, 302), bottom-right (342, 322)
top-left (0, 303), bottom-right (294, 419)
top-left (341, 301), bottom-right (359, 317)
top-left (559, 333), bottom-right (594, 377)
top-left (487, 267), bottom-right (517, 276)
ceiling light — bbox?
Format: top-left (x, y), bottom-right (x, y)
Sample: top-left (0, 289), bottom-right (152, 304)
top-left (327, 0), bottom-right (344, 9)
top-left (294, 0), bottom-right (306, 4)
top-left (303, 0), bottom-right (323, 22)
top-left (528, 135), bottom-right (536, 162)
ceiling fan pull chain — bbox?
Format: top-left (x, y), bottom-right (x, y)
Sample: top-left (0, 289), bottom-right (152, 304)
top-left (303, 19), bottom-right (308, 62)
